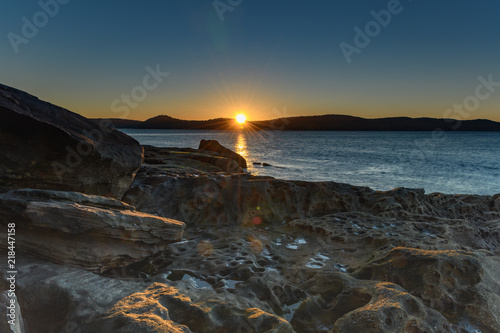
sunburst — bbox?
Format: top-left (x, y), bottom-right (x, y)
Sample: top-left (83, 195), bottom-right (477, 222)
top-left (236, 114), bottom-right (246, 124)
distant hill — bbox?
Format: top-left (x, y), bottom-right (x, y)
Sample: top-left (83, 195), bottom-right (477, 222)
top-left (92, 114), bottom-right (500, 131)
top-left (92, 118), bottom-right (143, 128)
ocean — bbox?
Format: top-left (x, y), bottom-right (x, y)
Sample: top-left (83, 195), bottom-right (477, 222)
top-left (121, 129), bottom-right (500, 196)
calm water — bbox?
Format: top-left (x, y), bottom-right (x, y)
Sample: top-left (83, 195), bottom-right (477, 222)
top-left (121, 129), bottom-right (500, 195)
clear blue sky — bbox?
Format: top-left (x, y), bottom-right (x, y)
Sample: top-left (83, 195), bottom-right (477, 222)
top-left (2, 0), bottom-right (499, 121)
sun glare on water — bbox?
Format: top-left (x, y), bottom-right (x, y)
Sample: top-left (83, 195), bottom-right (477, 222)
top-left (236, 114), bottom-right (246, 124)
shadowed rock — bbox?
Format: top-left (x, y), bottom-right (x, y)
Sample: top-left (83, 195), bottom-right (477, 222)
top-left (199, 139), bottom-right (247, 168)
top-left (143, 145), bottom-right (243, 174)
top-left (0, 83), bottom-right (143, 199)
top-left (0, 189), bottom-right (185, 272)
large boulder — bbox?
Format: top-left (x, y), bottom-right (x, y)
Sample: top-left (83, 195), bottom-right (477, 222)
top-left (144, 145), bottom-right (244, 174)
top-left (0, 189), bottom-right (185, 272)
top-left (199, 139), bottom-right (247, 168)
top-left (0, 83), bottom-right (143, 199)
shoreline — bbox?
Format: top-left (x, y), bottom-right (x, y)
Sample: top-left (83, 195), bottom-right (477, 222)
top-left (121, 128), bottom-right (500, 197)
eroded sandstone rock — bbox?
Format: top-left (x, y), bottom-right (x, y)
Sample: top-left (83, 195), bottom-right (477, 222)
top-left (89, 283), bottom-right (293, 333)
top-left (0, 256), bottom-right (293, 333)
top-left (0, 189), bottom-right (185, 272)
top-left (354, 247), bottom-right (500, 332)
top-left (0, 257), bottom-right (148, 333)
top-left (124, 170), bottom-right (500, 228)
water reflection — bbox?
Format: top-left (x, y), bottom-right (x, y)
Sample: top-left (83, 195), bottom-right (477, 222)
top-left (234, 132), bottom-right (248, 160)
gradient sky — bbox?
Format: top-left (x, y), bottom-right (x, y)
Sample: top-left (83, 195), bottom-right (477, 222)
top-left (2, 0), bottom-right (500, 121)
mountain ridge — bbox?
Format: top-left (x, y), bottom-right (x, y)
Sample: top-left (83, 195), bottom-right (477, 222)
top-left (92, 114), bottom-right (500, 131)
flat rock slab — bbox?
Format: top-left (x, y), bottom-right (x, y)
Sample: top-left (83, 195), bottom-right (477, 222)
top-left (0, 189), bottom-right (185, 272)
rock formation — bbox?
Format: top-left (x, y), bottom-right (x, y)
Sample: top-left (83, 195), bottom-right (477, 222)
top-left (119, 157), bottom-right (500, 332)
top-left (124, 168), bottom-right (500, 228)
top-left (199, 139), bottom-right (247, 168)
top-left (144, 145), bottom-right (244, 174)
top-left (0, 83), bottom-right (143, 199)
top-left (0, 256), bottom-right (293, 333)
top-left (0, 189), bottom-right (185, 272)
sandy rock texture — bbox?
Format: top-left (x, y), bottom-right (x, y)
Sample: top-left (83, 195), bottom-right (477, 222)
top-left (0, 189), bottom-right (185, 272)
top-left (124, 163), bottom-right (500, 228)
top-left (116, 153), bottom-right (500, 333)
top-left (1, 158), bottom-right (499, 332)
top-left (0, 83), bottom-right (143, 199)
top-left (0, 257), bottom-right (293, 333)
top-left (100, 220), bottom-right (498, 333)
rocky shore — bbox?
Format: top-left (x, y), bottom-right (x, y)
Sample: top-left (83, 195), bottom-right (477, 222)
top-left (1, 84), bottom-right (500, 332)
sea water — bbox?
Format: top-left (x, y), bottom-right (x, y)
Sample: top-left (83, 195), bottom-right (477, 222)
top-left (121, 129), bottom-right (500, 195)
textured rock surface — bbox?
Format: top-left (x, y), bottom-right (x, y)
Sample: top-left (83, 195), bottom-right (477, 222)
top-left (0, 257), bottom-right (293, 333)
top-left (0, 189), bottom-right (185, 272)
top-left (0, 83), bottom-right (143, 199)
top-left (199, 139), bottom-right (247, 168)
top-left (0, 257), bottom-right (148, 333)
top-left (89, 282), bottom-right (293, 332)
top-left (118, 161), bottom-right (500, 332)
top-left (144, 145), bottom-right (244, 174)
top-left (86, 221), bottom-right (500, 333)
top-left (2, 181), bottom-right (500, 332)
top-left (353, 247), bottom-right (500, 331)
top-left (124, 169), bottom-right (500, 228)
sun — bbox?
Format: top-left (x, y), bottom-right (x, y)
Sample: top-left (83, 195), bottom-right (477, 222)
top-left (236, 114), bottom-right (246, 124)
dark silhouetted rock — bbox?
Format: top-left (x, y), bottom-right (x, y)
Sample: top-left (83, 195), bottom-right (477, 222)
top-left (198, 139), bottom-right (247, 168)
top-left (0, 189), bottom-right (185, 272)
top-left (0, 83), bottom-right (143, 199)
top-left (143, 145), bottom-right (243, 174)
